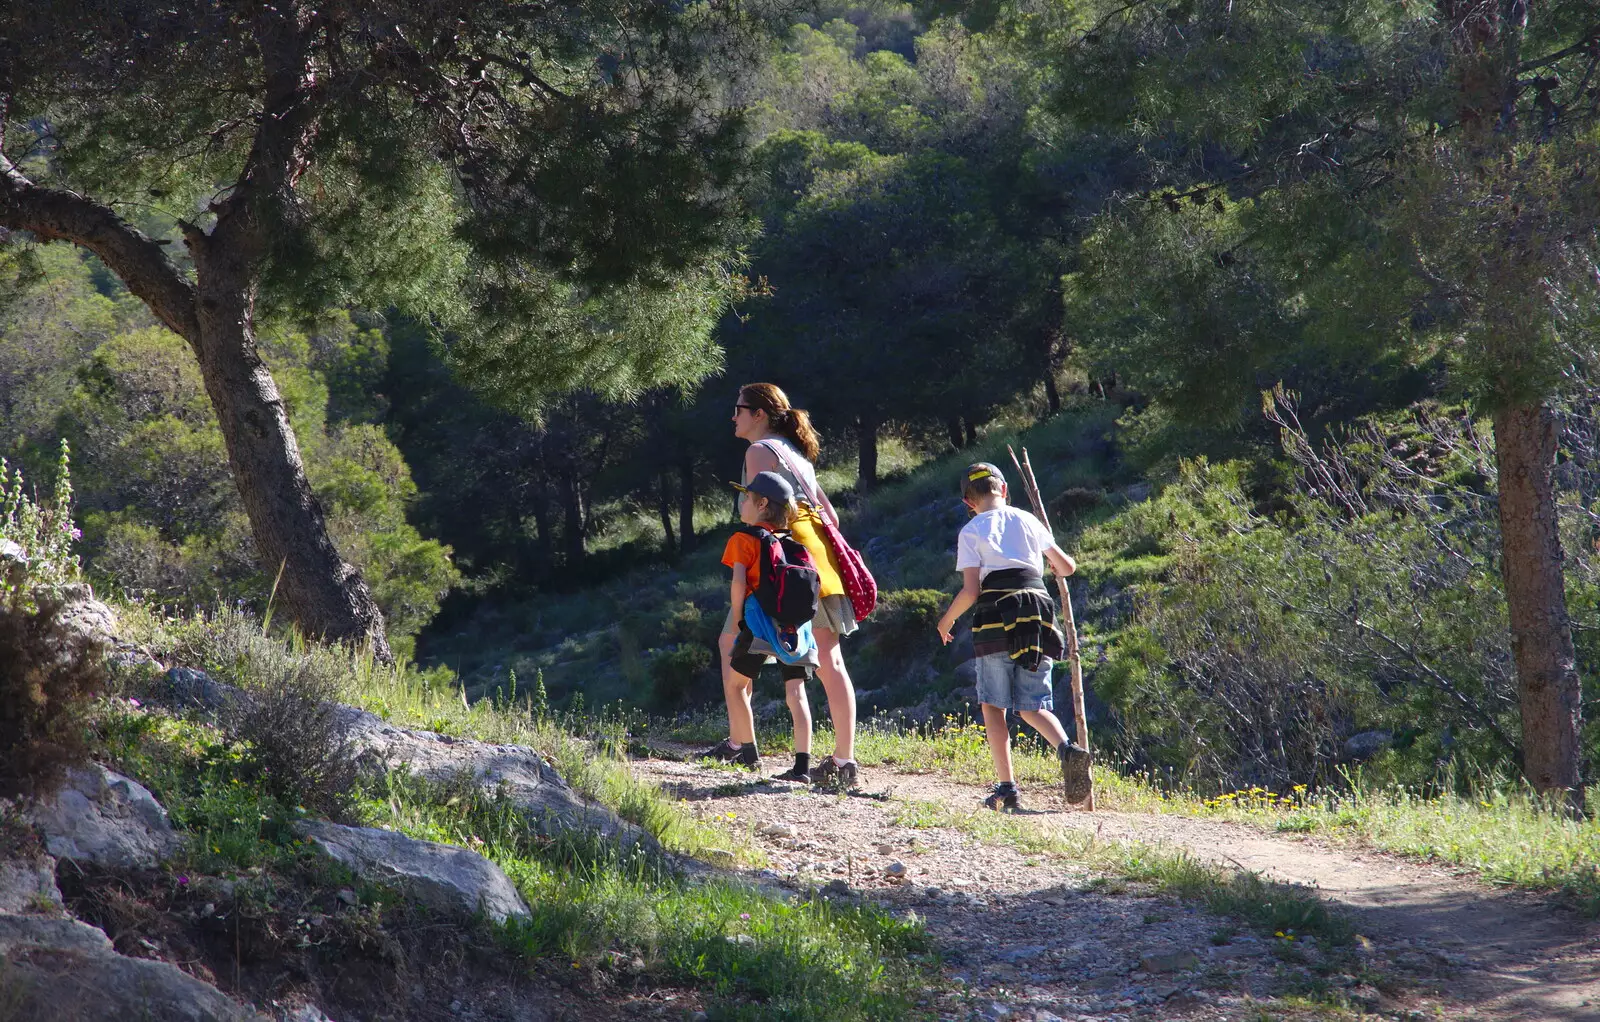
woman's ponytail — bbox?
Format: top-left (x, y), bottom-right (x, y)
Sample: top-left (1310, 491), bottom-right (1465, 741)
top-left (739, 382), bottom-right (823, 463)
top-left (785, 407), bottom-right (822, 464)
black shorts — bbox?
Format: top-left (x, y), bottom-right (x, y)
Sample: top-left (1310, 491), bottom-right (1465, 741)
top-left (729, 624), bottom-right (810, 682)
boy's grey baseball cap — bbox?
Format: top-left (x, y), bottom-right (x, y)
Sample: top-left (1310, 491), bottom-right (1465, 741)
top-left (730, 470), bottom-right (794, 504)
top-left (962, 462), bottom-right (1006, 493)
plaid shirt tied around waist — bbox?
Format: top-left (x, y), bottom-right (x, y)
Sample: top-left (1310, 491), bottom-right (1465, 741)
top-left (970, 568), bottom-right (1065, 671)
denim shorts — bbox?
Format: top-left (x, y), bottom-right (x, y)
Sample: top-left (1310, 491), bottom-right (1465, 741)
top-left (973, 652), bottom-right (1054, 711)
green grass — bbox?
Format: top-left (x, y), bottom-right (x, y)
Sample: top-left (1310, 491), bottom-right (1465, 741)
top-left (890, 797), bottom-right (1355, 948)
top-left (367, 770), bottom-right (936, 1021)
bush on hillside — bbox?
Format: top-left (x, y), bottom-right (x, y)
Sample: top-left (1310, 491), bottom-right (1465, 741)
top-left (1088, 396), bottom-right (1600, 791)
top-left (0, 598), bottom-right (107, 797)
top-left (186, 610), bottom-right (361, 821)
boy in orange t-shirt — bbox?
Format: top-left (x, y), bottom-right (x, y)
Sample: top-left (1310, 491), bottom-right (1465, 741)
top-left (701, 471), bottom-right (820, 780)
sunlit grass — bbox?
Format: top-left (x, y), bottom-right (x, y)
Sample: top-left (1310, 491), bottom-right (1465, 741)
top-left (366, 771), bottom-right (936, 1022)
top-left (891, 797), bottom-right (1354, 947)
top-left (848, 714), bottom-right (1600, 913)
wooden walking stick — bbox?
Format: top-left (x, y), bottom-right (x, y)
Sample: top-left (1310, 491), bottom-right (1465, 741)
top-left (1008, 445), bottom-right (1095, 810)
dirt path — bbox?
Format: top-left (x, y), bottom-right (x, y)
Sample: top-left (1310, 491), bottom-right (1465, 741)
top-left (634, 747), bottom-right (1600, 1021)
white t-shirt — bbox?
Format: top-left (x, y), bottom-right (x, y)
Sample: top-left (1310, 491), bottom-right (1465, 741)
top-left (956, 505), bottom-right (1055, 580)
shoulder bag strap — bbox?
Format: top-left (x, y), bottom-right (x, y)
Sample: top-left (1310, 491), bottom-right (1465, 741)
top-left (757, 438), bottom-right (836, 527)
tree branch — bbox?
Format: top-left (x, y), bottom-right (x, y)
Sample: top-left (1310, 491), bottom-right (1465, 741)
top-left (0, 149), bottom-right (201, 344)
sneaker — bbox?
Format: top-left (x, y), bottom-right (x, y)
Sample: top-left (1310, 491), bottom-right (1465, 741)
top-left (808, 756), bottom-right (858, 791)
top-left (700, 738), bottom-right (760, 770)
top-left (771, 764), bottom-right (811, 782)
top-left (983, 784), bottom-right (1021, 812)
top-left (1057, 741), bottom-right (1093, 803)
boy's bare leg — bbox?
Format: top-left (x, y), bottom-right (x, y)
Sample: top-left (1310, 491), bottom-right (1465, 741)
top-left (814, 627), bottom-right (857, 761)
top-left (724, 673), bottom-right (757, 745)
top-left (786, 677), bottom-right (813, 754)
top-left (720, 631), bottom-right (757, 745)
top-left (1019, 708), bottom-right (1069, 750)
top-left (982, 703), bottom-right (1014, 783)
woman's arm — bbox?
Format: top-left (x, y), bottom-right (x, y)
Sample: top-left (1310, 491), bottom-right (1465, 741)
top-left (743, 443), bottom-right (779, 479)
top-left (936, 567), bottom-right (983, 644)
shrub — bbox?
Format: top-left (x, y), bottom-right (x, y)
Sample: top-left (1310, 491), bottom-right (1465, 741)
top-left (864, 588), bottom-right (946, 660)
top-left (648, 642), bottom-right (715, 709)
top-left (0, 598), bottom-right (107, 797)
top-left (188, 609), bottom-right (361, 821)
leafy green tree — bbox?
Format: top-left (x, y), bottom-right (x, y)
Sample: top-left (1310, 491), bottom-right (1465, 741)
top-left (1008, 0), bottom-right (1600, 803)
top-left (2, 0), bottom-right (754, 660)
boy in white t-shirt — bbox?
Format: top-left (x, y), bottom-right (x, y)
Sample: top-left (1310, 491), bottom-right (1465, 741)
top-left (936, 462), bottom-right (1093, 810)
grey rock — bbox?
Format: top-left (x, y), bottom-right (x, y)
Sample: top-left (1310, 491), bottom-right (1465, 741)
top-left (758, 822), bottom-right (797, 839)
top-left (874, 843), bottom-right (894, 855)
top-left (1342, 730), bottom-right (1393, 762)
top-left (333, 705), bottom-right (649, 848)
top-left (277, 1006), bottom-right (335, 1022)
top-left (294, 819), bottom-right (530, 923)
top-left (0, 538), bottom-right (25, 563)
top-left (164, 666), bottom-right (238, 712)
top-left (821, 878), bottom-right (852, 896)
top-left (27, 764), bottom-right (183, 869)
top-left (55, 585), bottom-right (118, 647)
top-left (0, 856), bottom-right (61, 914)
top-left (1139, 950), bottom-right (1199, 974)
top-left (0, 913), bottom-right (265, 1021)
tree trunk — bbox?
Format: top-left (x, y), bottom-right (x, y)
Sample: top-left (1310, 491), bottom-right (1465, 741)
top-left (678, 452), bottom-right (697, 553)
top-left (1492, 402), bottom-right (1583, 809)
top-left (187, 240), bottom-right (391, 661)
top-left (965, 418), bottom-right (978, 448)
top-left (1044, 368), bottom-right (1061, 415)
top-left (656, 472), bottom-right (676, 556)
top-left (858, 414), bottom-right (879, 491)
top-left (947, 417), bottom-right (964, 451)
top-left (561, 476), bottom-right (586, 566)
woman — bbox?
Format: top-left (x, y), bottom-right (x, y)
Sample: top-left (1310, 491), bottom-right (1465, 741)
top-left (706, 382), bottom-right (861, 788)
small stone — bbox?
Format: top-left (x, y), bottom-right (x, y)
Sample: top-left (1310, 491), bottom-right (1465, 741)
top-left (759, 822), bottom-right (797, 839)
top-left (1139, 951), bottom-right (1199, 974)
top-left (822, 878), bottom-right (851, 896)
top-left (875, 843), bottom-right (894, 855)
top-left (1000, 945), bottom-right (1048, 963)
top-left (726, 933), bottom-right (756, 946)
top-left (883, 861), bottom-right (907, 884)
top-left (336, 888), bottom-right (358, 906)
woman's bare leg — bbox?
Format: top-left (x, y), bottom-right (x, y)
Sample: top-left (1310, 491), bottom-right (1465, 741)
top-left (813, 626), bottom-right (857, 761)
top-left (786, 677), bottom-right (813, 754)
top-left (982, 703), bottom-right (1014, 783)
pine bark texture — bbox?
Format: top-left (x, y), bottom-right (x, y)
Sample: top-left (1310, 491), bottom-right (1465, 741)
top-left (1492, 404), bottom-right (1583, 805)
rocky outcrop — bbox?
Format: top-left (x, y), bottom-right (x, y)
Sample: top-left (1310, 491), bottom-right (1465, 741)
top-left (0, 855), bottom-right (61, 914)
top-left (0, 911), bottom-right (267, 1021)
top-left (293, 819), bottom-right (531, 923)
top-left (26, 764), bottom-right (183, 868)
top-left (55, 582), bottom-right (118, 648)
top-left (334, 705), bottom-right (649, 847)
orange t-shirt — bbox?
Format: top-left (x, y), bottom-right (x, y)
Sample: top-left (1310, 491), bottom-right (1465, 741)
top-left (722, 531), bottom-right (763, 591)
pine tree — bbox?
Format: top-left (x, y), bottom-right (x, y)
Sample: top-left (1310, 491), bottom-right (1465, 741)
top-left (1, 1), bottom-right (757, 661)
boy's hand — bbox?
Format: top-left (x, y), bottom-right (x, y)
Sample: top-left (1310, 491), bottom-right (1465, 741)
top-left (936, 617), bottom-right (955, 645)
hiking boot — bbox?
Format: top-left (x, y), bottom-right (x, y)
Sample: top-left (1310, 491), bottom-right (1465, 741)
top-left (771, 764), bottom-right (811, 783)
top-left (984, 784), bottom-right (1021, 812)
top-left (1057, 741), bottom-right (1093, 804)
top-left (808, 756), bottom-right (858, 791)
top-left (700, 738), bottom-right (760, 770)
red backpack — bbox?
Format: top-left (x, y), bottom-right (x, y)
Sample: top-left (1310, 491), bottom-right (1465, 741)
top-left (737, 524), bottom-right (822, 628)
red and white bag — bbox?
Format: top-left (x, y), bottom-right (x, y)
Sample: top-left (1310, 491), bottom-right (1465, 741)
top-left (763, 440), bottom-right (878, 623)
